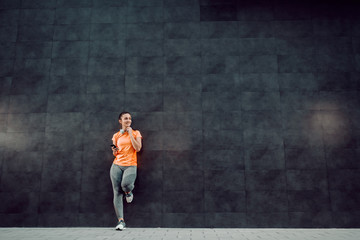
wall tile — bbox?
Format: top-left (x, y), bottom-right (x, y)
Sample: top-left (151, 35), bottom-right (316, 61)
top-left (0, 172), bottom-right (41, 192)
top-left (165, 39), bottom-right (200, 56)
top-left (200, 5), bottom-right (237, 21)
top-left (91, 7), bottom-right (126, 23)
top-left (126, 39), bottom-right (163, 57)
top-left (202, 91), bottom-right (242, 112)
top-left (39, 192), bottom-right (80, 213)
top-left (127, 23), bottom-right (163, 39)
top-left (202, 39), bottom-right (238, 56)
top-left (90, 23), bottom-right (126, 40)
top-left (163, 112), bottom-right (202, 131)
top-left (125, 92), bottom-right (163, 112)
top-left (278, 54), bottom-right (315, 73)
top-left (285, 147), bottom-right (326, 169)
top-left (93, 0), bottom-right (127, 7)
top-left (237, 4), bottom-right (274, 21)
top-left (41, 169), bottom-right (81, 192)
top-left (289, 211), bottom-right (332, 228)
top-left (127, 7), bottom-right (163, 23)
top-left (16, 41), bottom-right (52, 59)
top-left (9, 94), bottom-right (47, 113)
top-left (330, 190), bottom-right (360, 211)
top-left (56, 0), bottom-right (92, 8)
top-left (328, 169), bottom-right (360, 190)
top-left (21, 0), bottom-right (57, 9)
top-left (239, 55), bottom-right (277, 73)
top-left (88, 58), bottom-right (125, 76)
top-left (163, 191), bottom-right (203, 213)
top-left (313, 19), bottom-right (351, 37)
top-left (3, 151), bottom-right (43, 173)
top-left (0, 9), bottom-right (19, 25)
top-left (47, 94), bottom-right (85, 113)
top-left (316, 53), bottom-right (355, 72)
top-left (0, 0), bottom-right (21, 9)
top-left (205, 170), bottom-right (245, 191)
top-left (201, 21), bottom-right (238, 38)
top-left (201, 56), bottom-right (239, 74)
top-left (203, 149), bottom-right (244, 171)
top-left (205, 191), bottom-right (246, 212)
top-left (0, 192), bottom-right (39, 213)
top-left (163, 151), bottom-right (202, 170)
top-left (90, 40), bottom-right (125, 58)
top-left (165, 6), bottom-right (200, 22)
top-left (81, 169), bottom-right (111, 192)
top-left (49, 75), bottom-right (87, 94)
top-left (273, 20), bottom-right (313, 37)
top-left (55, 7), bottom-right (91, 24)
top-left (245, 146), bottom-right (285, 170)
top-left (43, 151), bottom-right (82, 171)
top-left (46, 112), bottom-right (84, 132)
top-left (164, 74), bottom-right (201, 92)
top-left (276, 37), bottom-right (315, 55)
top-left (7, 113), bottom-right (46, 132)
top-left (205, 212), bottom-right (246, 228)
top-left (52, 41), bottom-right (89, 58)
top-left (165, 22), bottom-right (201, 39)
top-left (53, 24), bottom-right (90, 41)
top-left (162, 130), bottom-right (202, 151)
top-left (239, 38), bottom-right (276, 55)
top-left (325, 147), bottom-right (360, 169)
top-left (246, 191), bottom-right (288, 213)
top-left (126, 57), bottom-right (164, 75)
top-left (5, 132), bottom-right (44, 151)
top-left (45, 131), bottom-right (83, 151)
top-left (18, 24), bottom-right (53, 41)
top-left (287, 170), bottom-right (328, 191)
top-left (166, 56), bottom-right (201, 74)
top-left (238, 21), bottom-right (273, 38)
top-left (164, 92), bottom-right (201, 112)
top-left (247, 212), bottom-right (289, 227)
top-left (203, 111), bottom-right (241, 130)
top-left (51, 58), bottom-right (88, 75)
top-left (0, 42), bottom-right (15, 59)
top-left (19, 9), bottom-right (55, 25)
top-left (0, 25), bottom-right (18, 42)
top-left (204, 130), bottom-right (243, 150)
top-left (288, 190), bottom-right (330, 212)
top-left (86, 75), bottom-right (123, 94)
top-left (164, 169), bottom-right (203, 191)
top-left (162, 213), bottom-right (204, 228)
top-left (278, 73), bottom-right (317, 91)
top-left (246, 170), bottom-right (286, 190)
top-left (38, 213), bottom-right (79, 227)
top-left (242, 92), bottom-right (281, 111)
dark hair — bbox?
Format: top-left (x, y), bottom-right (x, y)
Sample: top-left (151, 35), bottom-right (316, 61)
top-left (118, 111), bottom-right (131, 120)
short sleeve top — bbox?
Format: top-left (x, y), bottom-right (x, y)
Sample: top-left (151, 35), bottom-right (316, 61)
top-left (112, 130), bottom-right (142, 166)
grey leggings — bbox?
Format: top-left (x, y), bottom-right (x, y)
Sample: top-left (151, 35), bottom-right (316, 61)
top-left (109, 164), bottom-right (137, 220)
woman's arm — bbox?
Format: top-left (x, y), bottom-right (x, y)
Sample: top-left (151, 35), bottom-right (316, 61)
top-left (128, 128), bottom-right (142, 152)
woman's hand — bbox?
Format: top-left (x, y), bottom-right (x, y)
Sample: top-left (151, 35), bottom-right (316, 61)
top-left (111, 146), bottom-right (119, 156)
top-left (126, 127), bottom-right (133, 135)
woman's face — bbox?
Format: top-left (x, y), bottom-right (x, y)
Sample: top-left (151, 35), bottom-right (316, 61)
top-left (120, 113), bottom-right (132, 127)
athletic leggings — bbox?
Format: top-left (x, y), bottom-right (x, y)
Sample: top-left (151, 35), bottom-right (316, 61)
top-left (109, 163), bottom-right (137, 220)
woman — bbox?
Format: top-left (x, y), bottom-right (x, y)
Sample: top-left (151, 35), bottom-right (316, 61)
top-left (110, 112), bottom-right (142, 231)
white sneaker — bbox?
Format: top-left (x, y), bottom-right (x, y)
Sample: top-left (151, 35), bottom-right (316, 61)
top-left (115, 220), bottom-right (125, 231)
top-left (125, 192), bottom-right (133, 203)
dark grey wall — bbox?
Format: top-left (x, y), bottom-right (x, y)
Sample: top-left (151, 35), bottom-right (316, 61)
top-left (0, 0), bottom-right (360, 228)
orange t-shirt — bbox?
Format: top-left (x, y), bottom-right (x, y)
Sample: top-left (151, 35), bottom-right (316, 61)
top-left (112, 130), bottom-right (142, 166)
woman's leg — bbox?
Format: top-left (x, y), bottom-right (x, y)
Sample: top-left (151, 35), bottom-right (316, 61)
top-left (110, 164), bottom-right (124, 220)
top-left (121, 166), bottom-right (137, 194)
